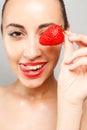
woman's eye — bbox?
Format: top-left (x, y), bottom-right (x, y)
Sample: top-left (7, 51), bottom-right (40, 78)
top-left (39, 30), bottom-right (46, 36)
top-left (39, 31), bottom-right (44, 36)
top-left (39, 27), bottom-right (49, 36)
top-left (9, 31), bottom-right (23, 38)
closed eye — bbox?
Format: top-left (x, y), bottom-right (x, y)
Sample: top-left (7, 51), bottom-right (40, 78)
top-left (39, 27), bottom-right (49, 36)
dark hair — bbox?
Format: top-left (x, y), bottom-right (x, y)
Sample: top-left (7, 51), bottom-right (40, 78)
top-left (1, 0), bottom-right (8, 32)
top-left (59, 0), bottom-right (68, 29)
top-left (1, 0), bottom-right (68, 32)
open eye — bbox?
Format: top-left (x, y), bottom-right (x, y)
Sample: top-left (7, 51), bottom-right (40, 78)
top-left (9, 31), bottom-right (23, 37)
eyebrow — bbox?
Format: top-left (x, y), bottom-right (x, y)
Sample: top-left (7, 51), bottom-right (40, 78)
top-left (6, 22), bottom-right (55, 30)
top-left (6, 23), bottom-right (25, 29)
top-left (38, 23), bottom-right (55, 29)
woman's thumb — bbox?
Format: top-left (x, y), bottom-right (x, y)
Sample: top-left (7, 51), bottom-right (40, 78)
top-left (63, 33), bottom-right (74, 61)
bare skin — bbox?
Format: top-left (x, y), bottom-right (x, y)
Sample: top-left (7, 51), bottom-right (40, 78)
top-left (81, 98), bottom-right (87, 130)
top-left (0, 80), bottom-right (57, 130)
top-left (0, 84), bottom-right (87, 130)
top-left (1, 0), bottom-right (87, 130)
top-left (57, 32), bottom-right (87, 130)
top-left (1, 0), bottom-right (62, 129)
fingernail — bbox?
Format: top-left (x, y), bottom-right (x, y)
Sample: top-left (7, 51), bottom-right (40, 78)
top-left (65, 57), bottom-right (72, 63)
top-left (69, 36), bottom-right (76, 40)
top-left (68, 65), bottom-right (75, 70)
top-left (64, 31), bottom-right (72, 35)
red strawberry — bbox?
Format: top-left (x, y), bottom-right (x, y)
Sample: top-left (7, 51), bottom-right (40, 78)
top-left (39, 24), bottom-right (64, 46)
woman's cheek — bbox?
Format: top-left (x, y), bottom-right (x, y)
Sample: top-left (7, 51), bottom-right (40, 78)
top-left (4, 40), bottom-right (23, 61)
top-left (44, 45), bottom-right (62, 62)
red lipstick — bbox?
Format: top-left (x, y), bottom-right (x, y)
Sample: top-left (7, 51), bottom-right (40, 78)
top-left (21, 62), bottom-right (46, 66)
top-left (19, 62), bottom-right (47, 78)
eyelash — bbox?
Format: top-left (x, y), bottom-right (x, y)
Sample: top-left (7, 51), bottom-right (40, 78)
top-left (8, 29), bottom-right (47, 40)
top-left (39, 28), bottom-right (48, 36)
top-left (9, 31), bottom-right (24, 39)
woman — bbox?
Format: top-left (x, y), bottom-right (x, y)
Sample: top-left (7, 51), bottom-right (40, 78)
top-left (0, 0), bottom-right (87, 130)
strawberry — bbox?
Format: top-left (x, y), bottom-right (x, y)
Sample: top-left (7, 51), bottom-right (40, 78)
top-left (39, 24), bottom-right (64, 46)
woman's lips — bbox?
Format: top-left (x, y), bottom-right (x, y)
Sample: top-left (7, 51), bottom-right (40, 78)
top-left (19, 62), bottom-right (47, 78)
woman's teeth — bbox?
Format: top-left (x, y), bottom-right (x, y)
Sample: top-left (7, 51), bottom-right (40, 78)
top-left (26, 65), bottom-right (43, 71)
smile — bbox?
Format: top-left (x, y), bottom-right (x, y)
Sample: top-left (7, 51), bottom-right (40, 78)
top-left (26, 64), bottom-right (44, 71)
top-left (19, 62), bottom-right (47, 78)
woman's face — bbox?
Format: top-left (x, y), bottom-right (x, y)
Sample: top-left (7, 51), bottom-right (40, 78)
top-left (2, 0), bottom-right (64, 88)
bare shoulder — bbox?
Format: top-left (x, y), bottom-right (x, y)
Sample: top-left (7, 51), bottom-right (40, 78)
top-left (80, 98), bottom-right (87, 130)
top-left (0, 86), bottom-right (6, 95)
top-left (0, 86), bottom-right (9, 99)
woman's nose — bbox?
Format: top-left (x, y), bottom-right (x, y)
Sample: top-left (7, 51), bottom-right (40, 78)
top-left (23, 34), bottom-right (42, 60)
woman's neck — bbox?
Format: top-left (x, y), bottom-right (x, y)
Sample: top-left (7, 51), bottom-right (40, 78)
top-left (10, 75), bottom-right (57, 100)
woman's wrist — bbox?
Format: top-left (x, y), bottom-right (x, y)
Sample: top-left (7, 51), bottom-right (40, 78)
top-left (57, 93), bottom-right (83, 130)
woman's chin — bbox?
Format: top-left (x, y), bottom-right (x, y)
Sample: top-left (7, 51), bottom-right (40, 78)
top-left (18, 77), bottom-right (46, 89)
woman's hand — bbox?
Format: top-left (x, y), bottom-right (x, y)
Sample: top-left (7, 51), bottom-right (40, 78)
top-left (57, 32), bottom-right (87, 130)
top-left (58, 32), bottom-right (87, 104)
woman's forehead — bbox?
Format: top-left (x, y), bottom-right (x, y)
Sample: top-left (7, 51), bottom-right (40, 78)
top-left (3, 0), bottom-right (64, 28)
top-left (4, 0), bottom-right (61, 14)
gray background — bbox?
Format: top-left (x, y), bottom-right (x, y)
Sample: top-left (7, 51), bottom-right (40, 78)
top-left (0, 0), bottom-right (87, 86)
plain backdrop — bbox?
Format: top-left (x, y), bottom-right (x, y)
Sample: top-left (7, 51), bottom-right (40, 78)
top-left (0, 0), bottom-right (87, 86)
